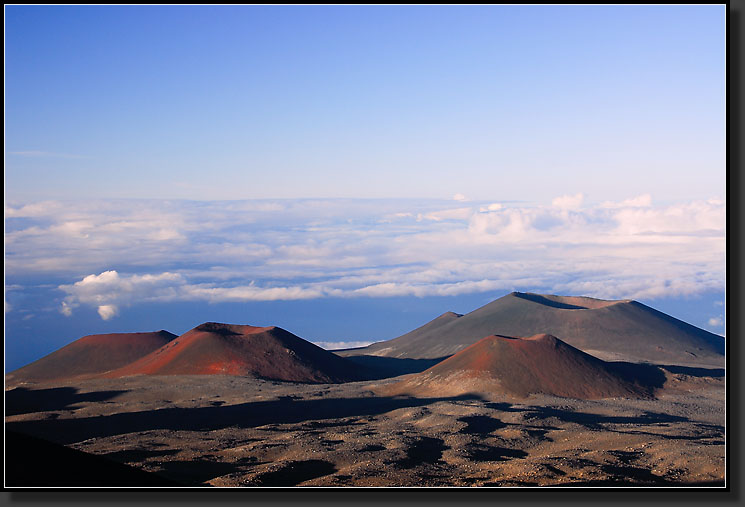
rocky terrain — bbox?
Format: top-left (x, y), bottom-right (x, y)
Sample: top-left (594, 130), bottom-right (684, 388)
top-left (5, 371), bottom-right (724, 487)
top-left (4, 293), bottom-right (726, 487)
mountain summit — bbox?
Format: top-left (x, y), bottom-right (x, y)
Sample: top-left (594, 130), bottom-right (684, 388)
top-left (345, 292), bottom-right (724, 367)
top-left (6, 331), bottom-right (178, 386)
top-left (384, 333), bottom-right (658, 400)
top-left (104, 322), bottom-right (362, 383)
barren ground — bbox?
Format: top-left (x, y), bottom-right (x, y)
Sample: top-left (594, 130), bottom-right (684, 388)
top-left (5, 370), bottom-right (725, 487)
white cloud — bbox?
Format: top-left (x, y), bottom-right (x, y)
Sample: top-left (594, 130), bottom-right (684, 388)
top-left (180, 284), bottom-right (331, 302)
top-left (601, 194), bottom-right (653, 208)
top-left (60, 301), bottom-right (75, 317)
top-left (3, 196), bottom-right (724, 319)
top-left (552, 193), bottom-right (584, 210)
top-left (416, 207), bottom-right (473, 222)
top-left (312, 340), bottom-right (375, 350)
top-left (97, 305), bottom-right (118, 320)
top-left (59, 269), bottom-right (342, 318)
top-left (708, 316), bottom-right (723, 327)
top-left (59, 270), bottom-right (186, 318)
top-left (5, 201), bottom-right (66, 218)
top-left (612, 200), bottom-right (725, 236)
top-left (351, 279), bottom-right (504, 298)
top-left (452, 193), bottom-right (469, 202)
top-left (479, 203), bottom-right (502, 212)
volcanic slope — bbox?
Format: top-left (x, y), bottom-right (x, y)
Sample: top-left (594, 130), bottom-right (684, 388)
top-left (384, 333), bottom-right (655, 400)
top-left (343, 292), bottom-right (724, 367)
top-left (346, 311), bottom-right (462, 358)
top-left (105, 323), bottom-right (363, 383)
top-left (6, 331), bottom-right (177, 386)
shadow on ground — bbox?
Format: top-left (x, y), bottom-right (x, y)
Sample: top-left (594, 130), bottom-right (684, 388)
top-left (253, 460), bottom-right (337, 486)
top-left (483, 401), bottom-right (724, 443)
top-left (4, 430), bottom-right (180, 487)
top-left (340, 355), bottom-right (449, 378)
top-left (5, 386), bottom-right (128, 416)
top-left (102, 448), bottom-right (181, 463)
top-left (6, 390), bottom-right (482, 445)
top-left (605, 362), bottom-right (667, 394)
top-left (459, 414), bottom-right (508, 435)
top-left (155, 460), bottom-right (246, 485)
top-left (396, 437), bottom-right (448, 469)
top-left (468, 445), bottom-right (528, 462)
top-left (487, 401), bottom-right (698, 429)
top-left (659, 365), bottom-right (725, 377)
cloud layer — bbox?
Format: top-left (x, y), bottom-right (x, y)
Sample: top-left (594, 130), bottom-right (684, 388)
top-left (5, 195), bottom-right (725, 320)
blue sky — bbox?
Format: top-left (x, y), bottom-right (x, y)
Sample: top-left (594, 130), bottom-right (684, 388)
top-left (6, 5), bottom-right (725, 202)
top-left (4, 5), bottom-right (726, 370)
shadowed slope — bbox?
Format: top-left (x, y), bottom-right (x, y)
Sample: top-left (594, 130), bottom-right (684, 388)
top-left (336, 311), bottom-right (461, 358)
top-left (5, 431), bottom-right (182, 488)
top-left (105, 323), bottom-right (363, 383)
top-left (5, 430), bottom-right (181, 487)
top-left (354, 292), bottom-right (724, 367)
top-left (6, 331), bottom-right (177, 386)
top-left (386, 334), bottom-right (655, 399)
top-left (334, 311), bottom-right (460, 377)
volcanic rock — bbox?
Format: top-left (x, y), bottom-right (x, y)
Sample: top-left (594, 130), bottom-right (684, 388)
top-left (385, 333), bottom-right (655, 399)
top-left (6, 331), bottom-right (177, 386)
top-left (105, 322), bottom-right (362, 383)
top-left (347, 292), bottom-right (724, 367)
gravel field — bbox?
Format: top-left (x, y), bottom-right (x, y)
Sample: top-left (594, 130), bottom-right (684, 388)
top-left (5, 369), bottom-right (725, 487)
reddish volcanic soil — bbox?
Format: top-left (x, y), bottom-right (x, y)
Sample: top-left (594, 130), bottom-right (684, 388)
top-left (385, 334), bottom-right (653, 400)
top-left (104, 323), bottom-right (362, 384)
top-left (532, 294), bottom-right (626, 309)
top-left (6, 331), bottom-right (177, 386)
top-left (4, 301), bottom-right (725, 487)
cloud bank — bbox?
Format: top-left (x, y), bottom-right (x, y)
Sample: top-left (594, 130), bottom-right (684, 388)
top-left (4, 195), bottom-right (725, 320)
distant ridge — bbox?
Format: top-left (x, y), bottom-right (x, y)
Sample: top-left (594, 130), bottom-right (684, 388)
top-left (384, 333), bottom-right (656, 400)
top-left (347, 292), bottom-right (724, 367)
top-left (6, 331), bottom-right (178, 386)
top-left (104, 322), bottom-right (363, 383)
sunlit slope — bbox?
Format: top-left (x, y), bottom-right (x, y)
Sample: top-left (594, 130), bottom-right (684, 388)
top-left (106, 322), bottom-right (363, 383)
top-left (6, 331), bottom-right (178, 385)
top-left (385, 333), bottom-right (655, 399)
